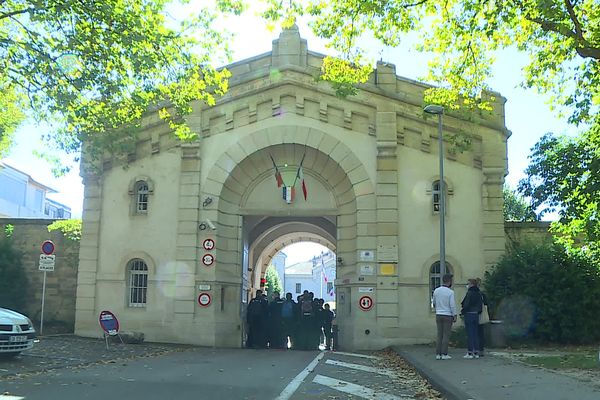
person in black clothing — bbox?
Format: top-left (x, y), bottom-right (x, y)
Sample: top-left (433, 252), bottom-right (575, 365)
top-left (322, 303), bottom-right (334, 350)
top-left (297, 292), bottom-right (315, 350)
top-left (268, 291), bottom-right (285, 349)
top-left (476, 278), bottom-right (489, 356)
top-left (247, 290), bottom-right (268, 348)
top-left (281, 292), bottom-right (297, 349)
top-left (460, 279), bottom-right (483, 358)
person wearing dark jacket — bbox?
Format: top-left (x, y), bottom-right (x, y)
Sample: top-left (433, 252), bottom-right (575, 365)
top-left (476, 278), bottom-right (489, 356)
top-left (461, 279), bottom-right (483, 358)
top-left (247, 290), bottom-right (268, 348)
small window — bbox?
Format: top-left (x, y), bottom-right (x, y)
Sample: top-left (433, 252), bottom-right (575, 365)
top-left (295, 283), bottom-right (301, 294)
top-left (128, 259), bottom-right (148, 307)
top-left (135, 181), bottom-right (149, 213)
top-left (432, 181), bottom-right (442, 213)
top-left (430, 261), bottom-right (453, 309)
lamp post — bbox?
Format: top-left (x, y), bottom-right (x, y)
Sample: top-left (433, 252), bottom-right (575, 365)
top-left (423, 104), bottom-right (446, 279)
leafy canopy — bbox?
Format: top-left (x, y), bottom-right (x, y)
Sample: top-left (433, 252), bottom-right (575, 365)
top-left (503, 185), bottom-right (537, 222)
top-left (0, 0), bottom-right (243, 165)
top-left (48, 219), bottom-right (82, 241)
top-left (257, 0), bottom-right (599, 119)
top-left (264, 265), bottom-right (283, 297)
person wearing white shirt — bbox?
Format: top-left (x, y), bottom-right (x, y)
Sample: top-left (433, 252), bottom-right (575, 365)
top-left (432, 274), bottom-right (457, 360)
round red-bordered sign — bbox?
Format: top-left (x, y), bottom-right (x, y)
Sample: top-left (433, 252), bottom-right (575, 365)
top-left (202, 254), bottom-right (215, 266)
top-left (41, 240), bottom-right (55, 255)
top-left (198, 292), bottom-right (212, 307)
top-left (359, 295), bottom-right (373, 311)
top-left (202, 238), bottom-right (215, 251)
top-left (98, 310), bottom-right (120, 335)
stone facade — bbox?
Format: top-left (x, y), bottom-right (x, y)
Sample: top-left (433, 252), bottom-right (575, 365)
top-left (0, 219), bottom-right (79, 331)
top-left (74, 26), bottom-right (511, 349)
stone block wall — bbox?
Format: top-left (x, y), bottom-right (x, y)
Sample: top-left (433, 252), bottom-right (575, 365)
top-left (0, 219), bottom-right (79, 332)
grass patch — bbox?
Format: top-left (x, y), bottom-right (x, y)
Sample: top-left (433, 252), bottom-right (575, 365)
top-left (521, 353), bottom-right (599, 370)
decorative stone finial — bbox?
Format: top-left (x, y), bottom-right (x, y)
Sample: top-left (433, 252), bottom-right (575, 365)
top-left (271, 24), bottom-right (307, 67)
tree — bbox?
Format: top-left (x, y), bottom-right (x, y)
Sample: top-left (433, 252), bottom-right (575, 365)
top-left (519, 129), bottom-right (600, 253)
top-left (0, 233), bottom-right (28, 312)
top-left (0, 1), bottom-right (243, 165)
top-left (259, 1), bottom-right (599, 123)
top-left (503, 185), bottom-right (537, 222)
top-left (264, 265), bottom-right (283, 297)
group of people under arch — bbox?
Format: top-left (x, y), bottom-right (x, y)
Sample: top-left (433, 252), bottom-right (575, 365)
top-left (246, 289), bottom-right (335, 350)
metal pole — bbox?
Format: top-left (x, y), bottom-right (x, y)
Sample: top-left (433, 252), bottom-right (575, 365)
top-left (40, 270), bottom-right (47, 335)
top-left (437, 113), bottom-right (446, 279)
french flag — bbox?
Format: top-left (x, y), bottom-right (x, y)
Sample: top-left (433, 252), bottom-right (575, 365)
top-left (283, 186), bottom-right (295, 204)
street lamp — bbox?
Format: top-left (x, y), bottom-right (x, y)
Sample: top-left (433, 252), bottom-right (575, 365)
top-left (423, 104), bottom-right (446, 279)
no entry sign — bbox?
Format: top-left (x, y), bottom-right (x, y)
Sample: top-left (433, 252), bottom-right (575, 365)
top-left (99, 310), bottom-right (120, 335)
top-left (198, 292), bottom-right (212, 307)
top-left (359, 295), bottom-right (374, 311)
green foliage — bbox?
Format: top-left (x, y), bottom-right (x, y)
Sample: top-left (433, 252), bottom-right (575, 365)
top-left (484, 241), bottom-right (600, 344)
top-left (519, 127), bottom-right (600, 254)
top-left (0, 1), bottom-right (238, 168)
top-left (47, 219), bottom-right (82, 242)
top-left (0, 237), bottom-right (28, 312)
top-left (264, 265), bottom-right (283, 297)
top-left (4, 224), bottom-right (14, 238)
top-left (258, 0), bottom-right (600, 122)
top-left (503, 186), bottom-right (537, 222)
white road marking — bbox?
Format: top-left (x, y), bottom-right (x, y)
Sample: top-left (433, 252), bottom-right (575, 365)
top-left (274, 352), bottom-right (326, 400)
top-left (325, 359), bottom-right (396, 377)
top-left (332, 351), bottom-right (380, 359)
top-left (312, 374), bottom-right (412, 399)
top-left (0, 396), bottom-right (25, 400)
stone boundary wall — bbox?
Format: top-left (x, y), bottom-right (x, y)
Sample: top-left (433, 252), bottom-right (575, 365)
top-left (0, 219), bottom-right (79, 332)
top-left (504, 221), bottom-right (552, 248)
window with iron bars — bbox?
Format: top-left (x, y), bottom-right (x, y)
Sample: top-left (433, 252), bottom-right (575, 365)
top-left (128, 259), bottom-right (148, 307)
top-left (136, 181), bottom-right (149, 213)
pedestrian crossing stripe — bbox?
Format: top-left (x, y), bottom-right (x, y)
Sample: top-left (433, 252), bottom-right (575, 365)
top-left (332, 351), bottom-right (380, 359)
top-left (312, 375), bottom-right (413, 399)
top-left (325, 359), bottom-right (396, 377)
top-left (0, 396), bottom-right (24, 400)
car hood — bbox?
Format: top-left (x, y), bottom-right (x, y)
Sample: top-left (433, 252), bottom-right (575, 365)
top-left (0, 308), bottom-right (30, 325)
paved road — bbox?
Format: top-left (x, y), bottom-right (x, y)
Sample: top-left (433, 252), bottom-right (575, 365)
top-left (1, 348), bottom-right (431, 400)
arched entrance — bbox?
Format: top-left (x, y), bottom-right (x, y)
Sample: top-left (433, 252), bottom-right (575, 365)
top-left (203, 125), bottom-right (374, 349)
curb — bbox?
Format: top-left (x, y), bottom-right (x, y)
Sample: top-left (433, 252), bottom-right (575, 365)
top-left (392, 346), bottom-right (474, 400)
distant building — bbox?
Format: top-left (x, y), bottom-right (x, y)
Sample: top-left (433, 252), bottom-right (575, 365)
top-left (0, 161), bottom-right (71, 219)
top-left (284, 251), bottom-right (336, 303)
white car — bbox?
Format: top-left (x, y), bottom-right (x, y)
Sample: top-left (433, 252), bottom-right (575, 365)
top-left (0, 308), bottom-right (36, 356)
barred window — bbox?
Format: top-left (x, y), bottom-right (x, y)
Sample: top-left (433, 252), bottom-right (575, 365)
top-left (295, 283), bottom-right (301, 294)
top-left (128, 259), bottom-right (148, 307)
top-left (135, 181), bottom-right (149, 213)
top-left (430, 261), bottom-right (453, 309)
top-left (432, 181), bottom-right (443, 213)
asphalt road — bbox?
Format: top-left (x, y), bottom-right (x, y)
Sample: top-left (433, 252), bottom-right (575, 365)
top-left (0, 347), bottom-right (438, 400)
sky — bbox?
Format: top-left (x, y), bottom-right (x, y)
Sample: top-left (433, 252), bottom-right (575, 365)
top-left (3, 6), bottom-right (581, 224)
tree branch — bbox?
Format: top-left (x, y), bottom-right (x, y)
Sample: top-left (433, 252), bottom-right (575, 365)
top-left (0, 7), bottom-right (34, 20)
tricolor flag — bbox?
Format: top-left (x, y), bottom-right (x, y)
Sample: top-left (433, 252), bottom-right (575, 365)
top-left (283, 186), bottom-right (295, 204)
top-left (295, 154), bottom-right (307, 200)
top-left (270, 154), bottom-right (283, 187)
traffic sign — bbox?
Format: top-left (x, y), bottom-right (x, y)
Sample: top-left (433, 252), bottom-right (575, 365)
top-left (39, 254), bottom-right (56, 272)
top-left (359, 295), bottom-right (374, 311)
top-left (198, 292), bottom-right (212, 307)
top-left (202, 254), bottom-right (215, 266)
top-left (99, 310), bottom-right (120, 335)
top-left (202, 238), bottom-right (215, 251)
top-left (41, 240), bottom-right (55, 255)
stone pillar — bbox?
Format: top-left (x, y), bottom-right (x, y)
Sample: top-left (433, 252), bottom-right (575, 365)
top-left (74, 174), bottom-right (103, 336)
top-left (174, 143), bottom-right (204, 341)
top-left (375, 102), bottom-right (401, 341)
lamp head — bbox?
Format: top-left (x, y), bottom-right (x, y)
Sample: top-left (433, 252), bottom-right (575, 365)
top-left (423, 105), bottom-right (445, 115)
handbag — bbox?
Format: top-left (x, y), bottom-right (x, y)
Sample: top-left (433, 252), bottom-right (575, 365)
top-left (479, 304), bottom-right (490, 325)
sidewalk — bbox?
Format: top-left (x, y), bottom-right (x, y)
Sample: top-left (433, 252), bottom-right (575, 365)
top-left (395, 345), bottom-right (600, 400)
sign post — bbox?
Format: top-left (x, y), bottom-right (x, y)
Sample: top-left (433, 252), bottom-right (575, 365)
top-left (99, 310), bottom-right (123, 349)
top-left (39, 240), bottom-right (56, 335)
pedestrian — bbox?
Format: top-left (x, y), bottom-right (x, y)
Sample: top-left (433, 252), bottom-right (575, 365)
top-left (281, 292), bottom-right (297, 349)
top-left (268, 291), bottom-right (285, 349)
top-left (297, 292), bottom-right (316, 350)
top-left (246, 290), bottom-right (268, 349)
top-left (476, 278), bottom-right (489, 356)
top-left (461, 278), bottom-right (483, 359)
top-left (432, 273), bottom-right (457, 360)
top-left (322, 303), bottom-right (334, 350)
